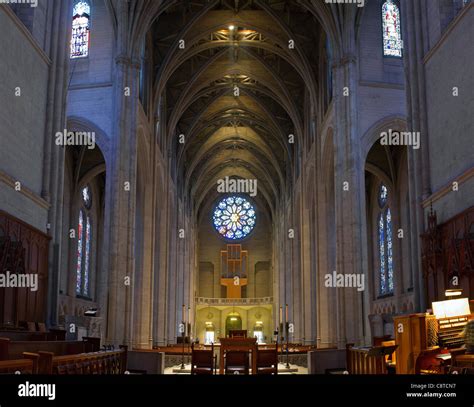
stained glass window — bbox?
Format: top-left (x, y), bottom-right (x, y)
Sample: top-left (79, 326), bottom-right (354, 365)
top-left (76, 185), bottom-right (92, 297)
top-left (386, 208), bottom-right (394, 293)
top-left (378, 213), bottom-right (386, 294)
top-left (213, 196), bottom-right (256, 240)
top-left (378, 183), bottom-right (394, 295)
top-left (84, 216), bottom-right (91, 296)
top-left (76, 210), bottom-right (84, 294)
top-left (382, 0), bottom-right (402, 58)
top-left (82, 185), bottom-right (91, 208)
top-left (70, 1), bottom-right (90, 59)
top-left (378, 184), bottom-right (388, 207)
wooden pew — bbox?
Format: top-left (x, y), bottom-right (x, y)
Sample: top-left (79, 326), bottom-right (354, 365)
top-left (37, 346), bottom-right (127, 375)
top-left (0, 353), bottom-right (39, 374)
top-left (0, 329), bottom-right (66, 342)
top-left (0, 337), bottom-right (100, 361)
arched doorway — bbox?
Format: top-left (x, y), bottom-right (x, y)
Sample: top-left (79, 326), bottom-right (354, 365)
top-left (225, 313), bottom-right (242, 337)
top-left (253, 321), bottom-right (264, 344)
top-left (205, 322), bottom-right (215, 345)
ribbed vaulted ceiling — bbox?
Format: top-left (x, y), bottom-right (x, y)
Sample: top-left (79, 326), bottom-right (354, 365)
top-left (148, 0), bottom-right (327, 219)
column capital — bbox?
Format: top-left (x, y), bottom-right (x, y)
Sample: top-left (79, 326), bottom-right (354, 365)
top-left (332, 54), bottom-right (357, 70)
top-left (115, 55), bottom-right (141, 70)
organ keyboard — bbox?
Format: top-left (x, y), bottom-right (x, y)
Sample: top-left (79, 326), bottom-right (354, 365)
top-left (432, 315), bottom-right (468, 348)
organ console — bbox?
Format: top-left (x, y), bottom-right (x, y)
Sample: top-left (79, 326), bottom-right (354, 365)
top-left (432, 315), bottom-right (468, 348)
top-left (394, 298), bottom-right (472, 374)
top-left (431, 298), bottom-right (470, 348)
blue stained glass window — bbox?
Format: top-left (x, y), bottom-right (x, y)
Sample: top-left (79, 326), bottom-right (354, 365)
top-left (76, 210), bottom-right (84, 294)
top-left (378, 213), bottom-right (386, 294)
top-left (76, 185), bottom-right (93, 297)
top-left (378, 184), bottom-right (388, 208)
top-left (213, 196), bottom-right (256, 240)
top-left (377, 183), bottom-right (394, 295)
top-left (71, 1), bottom-right (91, 59)
top-left (382, 0), bottom-right (402, 57)
top-left (386, 208), bottom-right (394, 293)
top-left (84, 216), bottom-right (91, 296)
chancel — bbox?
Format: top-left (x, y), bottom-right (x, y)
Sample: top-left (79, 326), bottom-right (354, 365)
top-left (0, 0), bottom-right (473, 379)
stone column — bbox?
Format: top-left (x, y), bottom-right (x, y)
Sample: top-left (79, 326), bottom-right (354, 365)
top-left (316, 164), bottom-right (338, 348)
top-left (272, 218), bottom-right (280, 333)
top-left (400, 0), bottom-right (431, 312)
top-left (166, 190), bottom-right (178, 344)
top-left (101, 56), bottom-right (140, 346)
top-left (153, 180), bottom-right (169, 346)
top-left (300, 174), bottom-right (317, 345)
top-left (43, 0), bottom-right (73, 328)
top-left (332, 54), bottom-right (366, 346)
top-left (132, 169), bottom-right (154, 349)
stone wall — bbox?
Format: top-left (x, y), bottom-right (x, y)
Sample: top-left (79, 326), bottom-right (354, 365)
top-left (0, 7), bottom-right (50, 232)
top-left (424, 7), bottom-right (474, 223)
top-left (197, 200), bottom-right (272, 299)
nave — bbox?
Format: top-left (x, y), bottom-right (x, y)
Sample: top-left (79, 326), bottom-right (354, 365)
top-left (0, 0), bottom-right (473, 382)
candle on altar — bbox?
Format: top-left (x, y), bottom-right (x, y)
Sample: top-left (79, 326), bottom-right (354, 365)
top-left (285, 304), bottom-right (288, 322)
top-left (279, 306), bottom-right (283, 324)
top-left (182, 304), bottom-right (186, 323)
top-left (188, 306), bottom-right (191, 326)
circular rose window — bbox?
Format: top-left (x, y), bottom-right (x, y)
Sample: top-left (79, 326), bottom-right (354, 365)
top-left (212, 196), bottom-right (256, 240)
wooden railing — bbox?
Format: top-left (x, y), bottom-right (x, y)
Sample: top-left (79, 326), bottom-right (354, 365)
top-left (0, 346), bottom-right (127, 375)
top-left (38, 346), bottom-right (127, 374)
top-left (346, 344), bottom-right (392, 374)
top-left (0, 353), bottom-right (40, 374)
top-left (195, 297), bottom-right (273, 306)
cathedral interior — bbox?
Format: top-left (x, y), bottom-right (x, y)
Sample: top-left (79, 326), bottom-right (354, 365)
top-left (0, 0), bottom-right (473, 382)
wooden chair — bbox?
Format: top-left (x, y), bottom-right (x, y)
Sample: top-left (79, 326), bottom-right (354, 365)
top-left (224, 350), bottom-right (250, 375)
top-left (256, 346), bottom-right (278, 375)
top-left (191, 343), bottom-right (214, 375)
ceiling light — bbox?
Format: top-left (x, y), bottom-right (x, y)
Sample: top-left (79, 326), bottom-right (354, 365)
top-left (228, 25), bottom-right (235, 30)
